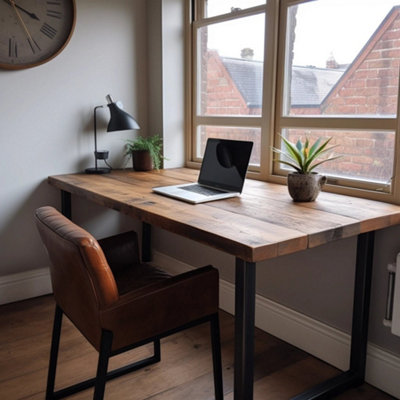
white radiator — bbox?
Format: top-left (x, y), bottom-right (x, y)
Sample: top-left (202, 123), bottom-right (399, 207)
top-left (383, 254), bottom-right (400, 336)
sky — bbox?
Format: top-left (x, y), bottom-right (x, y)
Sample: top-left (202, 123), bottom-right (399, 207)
top-left (293, 0), bottom-right (400, 67)
top-left (206, 0), bottom-right (400, 67)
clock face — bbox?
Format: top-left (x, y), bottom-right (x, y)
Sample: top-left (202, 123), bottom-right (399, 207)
top-left (0, 0), bottom-right (76, 70)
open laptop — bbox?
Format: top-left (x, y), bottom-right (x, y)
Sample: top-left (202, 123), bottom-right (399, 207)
top-left (152, 138), bottom-right (253, 204)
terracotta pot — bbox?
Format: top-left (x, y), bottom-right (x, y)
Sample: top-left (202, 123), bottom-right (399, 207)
top-left (132, 150), bottom-right (153, 171)
top-left (287, 172), bottom-right (326, 202)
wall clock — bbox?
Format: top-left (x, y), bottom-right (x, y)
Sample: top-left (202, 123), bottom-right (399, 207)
top-left (0, 0), bottom-right (76, 70)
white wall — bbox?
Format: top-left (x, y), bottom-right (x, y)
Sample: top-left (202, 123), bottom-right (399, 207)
top-left (147, 0), bottom-right (186, 168)
top-left (0, 0), bottom-right (147, 276)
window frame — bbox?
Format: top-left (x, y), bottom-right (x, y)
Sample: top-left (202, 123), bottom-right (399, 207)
top-left (187, 1), bottom-right (277, 177)
top-left (187, 0), bottom-right (400, 204)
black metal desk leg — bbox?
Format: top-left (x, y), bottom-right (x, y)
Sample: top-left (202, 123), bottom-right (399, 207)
top-left (234, 259), bottom-right (256, 400)
top-left (61, 190), bottom-right (71, 219)
top-left (291, 231), bottom-right (375, 400)
top-left (142, 222), bottom-right (152, 262)
top-left (350, 231), bottom-right (375, 379)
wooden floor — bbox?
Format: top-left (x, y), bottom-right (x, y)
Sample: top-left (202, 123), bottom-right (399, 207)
top-left (0, 295), bottom-right (395, 400)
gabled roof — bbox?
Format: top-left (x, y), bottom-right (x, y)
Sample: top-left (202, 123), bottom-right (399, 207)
top-left (221, 56), bottom-right (343, 108)
top-left (221, 57), bottom-right (263, 108)
top-left (322, 5), bottom-right (400, 107)
top-left (291, 66), bottom-right (344, 107)
top-left (218, 6), bottom-right (400, 112)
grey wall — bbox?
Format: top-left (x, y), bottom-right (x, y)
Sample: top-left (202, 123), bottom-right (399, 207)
top-left (0, 0), bottom-right (147, 275)
top-left (1, 0), bottom-right (400, 359)
top-left (153, 224), bottom-right (400, 356)
top-left (147, 0), bottom-right (186, 168)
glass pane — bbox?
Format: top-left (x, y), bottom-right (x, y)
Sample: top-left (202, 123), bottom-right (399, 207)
top-left (197, 125), bottom-right (261, 166)
top-left (197, 14), bottom-right (265, 116)
top-left (280, 129), bottom-right (394, 184)
top-left (283, 0), bottom-right (400, 117)
top-left (206, 0), bottom-right (266, 18)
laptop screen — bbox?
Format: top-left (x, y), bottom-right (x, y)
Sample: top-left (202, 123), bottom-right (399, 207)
top-left (198, 138), bottom-right (254, 192)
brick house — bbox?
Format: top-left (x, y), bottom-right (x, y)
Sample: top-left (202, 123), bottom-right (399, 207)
top-left (203, 6), bottom-right (400, 181)
top-left (318, 5), bottom-right (400, 180)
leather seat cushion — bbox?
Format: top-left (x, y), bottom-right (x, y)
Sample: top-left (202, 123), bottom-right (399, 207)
top-left (113, 263), bottom-right (171, 295)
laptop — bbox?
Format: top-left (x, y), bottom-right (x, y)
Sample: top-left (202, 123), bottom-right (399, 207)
top-left (152, 138), bottom-right (253, 204)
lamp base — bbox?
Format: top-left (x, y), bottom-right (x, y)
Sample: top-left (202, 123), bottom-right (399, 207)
top-left (85, 167), bottom-right (111, 174)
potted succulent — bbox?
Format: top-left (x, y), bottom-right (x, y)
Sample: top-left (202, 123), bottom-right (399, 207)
top-left (125, 134), bottom-right (164, 171)
top-left (272, 135), bottom-right (339, 201)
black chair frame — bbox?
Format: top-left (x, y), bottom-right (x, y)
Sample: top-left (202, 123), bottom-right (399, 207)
top-left (46, 305), bottom-right (223, 400)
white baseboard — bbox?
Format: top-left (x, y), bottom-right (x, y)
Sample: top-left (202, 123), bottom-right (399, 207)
top-left (2, 253), bottom-right (400, 397)
top-left (152, 251), bottom-right (400, 398)
top-left (0, 267), bottom-right (52, 305)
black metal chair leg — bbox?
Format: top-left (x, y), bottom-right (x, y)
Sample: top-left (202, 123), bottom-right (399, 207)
top-left (46, 305), bottom-right (63, 400)
top-left (45, 311), bottom-right (218, 400)
top-left (211, 313), bottom-right (224, 400)
top-left (93, 331), bottom-right (113, 400)
top-left (154, 338), bottom-right (161, 362)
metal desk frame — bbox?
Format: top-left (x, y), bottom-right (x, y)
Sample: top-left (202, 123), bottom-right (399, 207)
top-left (60, 189), bottom-right (374, 400)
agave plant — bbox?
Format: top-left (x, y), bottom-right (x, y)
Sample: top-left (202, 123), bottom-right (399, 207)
top-left (272, 135), bottom-right (339, 174)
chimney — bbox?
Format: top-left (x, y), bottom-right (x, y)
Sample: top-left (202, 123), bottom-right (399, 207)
top-left (326, 53), bottom-right (338, 69)
top-left (241, 48), bottom-right (254, 60)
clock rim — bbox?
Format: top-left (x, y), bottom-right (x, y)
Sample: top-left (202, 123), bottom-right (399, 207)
top-left (0, 0), bottom-right (76, 71)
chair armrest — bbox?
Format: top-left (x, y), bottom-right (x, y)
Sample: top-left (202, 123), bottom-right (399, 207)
top-left (100, 266), bottom-right (219, 351)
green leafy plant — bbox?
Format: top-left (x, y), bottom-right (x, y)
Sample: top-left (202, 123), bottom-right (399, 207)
top-left (125, 134), bottom-right (164, 170)
top-left (272, 135), bottom-right (339, 174)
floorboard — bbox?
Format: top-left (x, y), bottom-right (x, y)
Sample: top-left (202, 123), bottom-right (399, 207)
top-left (0, 295), bottom-right (395, 399)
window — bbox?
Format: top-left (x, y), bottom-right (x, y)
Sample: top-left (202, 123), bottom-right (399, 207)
top-left (190, 0), bottom-right (400, 202)
top-left (191, 1), bottom-right (268, 168)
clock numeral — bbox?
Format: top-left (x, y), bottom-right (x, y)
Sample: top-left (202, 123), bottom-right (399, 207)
top-left (9, 38), bottom-right (18, 58)
top-left (47, 1), bottom-right (61, 6)
top-left (27, 37), bottom-right (41, 54)
top-left (40, 23), bottom-right (57, 39)
top-left (47, 10), bottom-right (62, 19)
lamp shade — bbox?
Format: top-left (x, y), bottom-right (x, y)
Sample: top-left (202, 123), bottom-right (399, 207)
top-left (106, 95), bottom-right (140, 132)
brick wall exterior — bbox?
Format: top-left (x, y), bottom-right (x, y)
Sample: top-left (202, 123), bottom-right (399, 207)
top-left (202, 50), bottom-right (250, 116)
top-left (323, 11), bottom-right (400, 116)
top-left (200, 51), bottom-right (262, 164)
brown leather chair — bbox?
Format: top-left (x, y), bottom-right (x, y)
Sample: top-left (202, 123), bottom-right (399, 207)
top-left (35, 206), bottom-right (223, 400)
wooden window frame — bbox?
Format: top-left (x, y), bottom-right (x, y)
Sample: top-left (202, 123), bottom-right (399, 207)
top-left (187, 0), bottom-right (400, 204)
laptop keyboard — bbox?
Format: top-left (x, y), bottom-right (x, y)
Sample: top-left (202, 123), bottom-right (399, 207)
top-left (181, 184), bottom-right (226, 196)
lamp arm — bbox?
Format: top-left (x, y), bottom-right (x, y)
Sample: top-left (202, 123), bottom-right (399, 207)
top-left (93, 105), bottom-right (104, 169)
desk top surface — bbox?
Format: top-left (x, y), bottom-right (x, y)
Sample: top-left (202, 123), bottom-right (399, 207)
top-left (48, 168), bottom-right (400, 262)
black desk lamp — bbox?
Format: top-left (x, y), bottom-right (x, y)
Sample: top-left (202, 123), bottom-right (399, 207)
top-left (85, 94), bottom-right (140, 174)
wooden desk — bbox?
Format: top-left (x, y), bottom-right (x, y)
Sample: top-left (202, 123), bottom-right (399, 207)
top-left (48, 168), bottom-right (400, 399)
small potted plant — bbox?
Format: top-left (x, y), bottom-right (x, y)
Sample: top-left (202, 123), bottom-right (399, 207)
top-left (272, 135), bottom-right (339, 201)
top-left (125, 134), bottom-right (164, 171)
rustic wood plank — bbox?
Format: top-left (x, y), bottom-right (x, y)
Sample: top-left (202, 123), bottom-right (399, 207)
top-left (48, 172), bottom-right (309, 261)
top-left (47, 168), bottom-right (400, 261)
top-left (209, 192), bottom-right (360, 249)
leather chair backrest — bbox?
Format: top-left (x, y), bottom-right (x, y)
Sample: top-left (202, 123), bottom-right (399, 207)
top-left (35, 207), bottom-right (119, 342)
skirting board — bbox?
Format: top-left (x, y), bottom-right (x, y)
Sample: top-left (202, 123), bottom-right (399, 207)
top-left (152, 251), bottom-right (400, 399)
top-left (0, 267), bottom-right (52, 306)
top-left (2, 254), bottom-right (400, 398)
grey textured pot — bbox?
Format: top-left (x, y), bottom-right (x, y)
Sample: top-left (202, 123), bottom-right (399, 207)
top-left (287, 172), bottom-right (326, 202)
